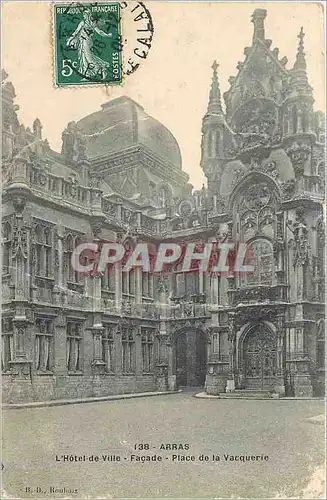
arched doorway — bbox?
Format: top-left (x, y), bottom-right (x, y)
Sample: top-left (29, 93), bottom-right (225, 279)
top-left (242, 324), bottom-right (277, 390)
top-left (175, 329), bottom-right (207, 387)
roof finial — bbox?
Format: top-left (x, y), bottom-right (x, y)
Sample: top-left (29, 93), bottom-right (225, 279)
top-left (207, 60), bottom-right (222, 115)
top-left (251, 9), bottom-right (267, 42)
top-left (293, 27), bottom-right (307, 70)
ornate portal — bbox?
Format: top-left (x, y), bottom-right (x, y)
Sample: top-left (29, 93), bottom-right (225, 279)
top-left (243, 324), bottom-right (277, 389)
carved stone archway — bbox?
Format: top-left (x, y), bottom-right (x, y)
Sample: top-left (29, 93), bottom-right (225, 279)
top-left (239, 323), bottom-right (277, 390)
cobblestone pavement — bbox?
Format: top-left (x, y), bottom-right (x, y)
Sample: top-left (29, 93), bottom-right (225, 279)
top-left (2, 390), bottom-right (325, 499)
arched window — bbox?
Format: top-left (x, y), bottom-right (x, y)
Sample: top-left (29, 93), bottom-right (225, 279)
top-left (142, 271), bottom-right (153, 299)
top-left (173, 262), bottom-right (200, 298)
top-left (65, 234), bottom-right (74, 283)
top-left (101, 263), bottom-right (116, 293)
top-left (242, 239), bottom-right (274, 287)
top-left (44, 228), bottom-right (52, 277)
top-left (35, 225), bottom-right (44, 276)
top-left (316, 319), bottom-right (325, 370)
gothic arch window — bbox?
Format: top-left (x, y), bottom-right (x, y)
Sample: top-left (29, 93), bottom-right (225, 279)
top-left (44, 227), bottom-right (52, 277)
top-left (122, 268), bottom-right (136, 297)
top-left (2, 222), bottom-right (12, 274)
top-left (316, 319), bottom-right (325, 370)
top-left (35, 225), bottom-right (44, 276)
top-left (241, 239), bottom-right (274, 287)
top-left (101, 263), bottom-right (116, 293)
top-left (64, 233), bottom-right (83, 285)
top-left (142, 271), bottom-right (154, 299)
top-left (292, 105), bottom-right (298, 134)
top-left (66, 321), bottom-right (83, 372)
top-left (173, 262), bottom-right (200, 298)
top-left (35, 318), bottom-right (53, 372)
top-left (65, 234), bottom-right (74, 283)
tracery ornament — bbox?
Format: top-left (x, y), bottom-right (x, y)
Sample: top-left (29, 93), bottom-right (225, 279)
top-left (236, 180), bottom-right (278, 237)
top-left (245, 183), bottom-right (270, 210)
top-left (242, 239), bottom-right (274, 286)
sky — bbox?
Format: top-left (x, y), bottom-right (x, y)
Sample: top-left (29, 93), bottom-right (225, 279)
top-left (2, 1), bottom-right (325, 188)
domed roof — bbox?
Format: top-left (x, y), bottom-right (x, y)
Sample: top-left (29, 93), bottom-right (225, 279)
top-left (76, 96), bottom-right (182, 169)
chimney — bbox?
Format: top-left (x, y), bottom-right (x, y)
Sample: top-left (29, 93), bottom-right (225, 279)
top-left (251, 9), bottom-right (267, 42)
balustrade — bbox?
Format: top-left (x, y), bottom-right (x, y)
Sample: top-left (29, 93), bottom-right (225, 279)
top-left (229, 284), bottom-right (288, 306)
top-left (27, 164), bottom-right (90, 206)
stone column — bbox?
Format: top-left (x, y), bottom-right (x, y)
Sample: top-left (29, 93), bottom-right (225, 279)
top-left (9, 193), bottom-right (33, 379)
top-left (155, 328), bottom-right (169, 391)
top-left (135, 267), bottom-right (142, 305)
top-left (275, 313), bottom-right (286, 396)
top-left (115, 322), bottom-right (123, 376)
top-left (135, 325), bottom-right (142, 375)
top-left (226, 313), bottom-right (236, 392)
top-left (167, 336), bottom-right (176, 391)
top-left (115, 263), bottom-right (122, 311)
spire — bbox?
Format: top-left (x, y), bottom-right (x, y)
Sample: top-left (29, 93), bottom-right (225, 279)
top-left (207, 60), bottom-right (223, 115)
top-left (293, 27), bottom-right (307, 70)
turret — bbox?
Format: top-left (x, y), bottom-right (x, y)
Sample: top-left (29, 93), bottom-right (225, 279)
top-left (201, 61), bottom-right (227, 179)
top-left (251, 8), bottom-right (267, 42)
top-left (282, 27), bottom-right (315, 137)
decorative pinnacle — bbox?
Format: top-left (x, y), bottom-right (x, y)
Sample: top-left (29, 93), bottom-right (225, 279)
top-left (251, 8), bottom-right (267, 42)
top-left (207, 60), bottom-right (223, 115)
top-left (293, 27), bottom-right (307, 70)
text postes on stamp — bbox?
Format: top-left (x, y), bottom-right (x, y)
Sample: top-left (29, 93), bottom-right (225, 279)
top-left (54, 2), bottom-right (122, 86)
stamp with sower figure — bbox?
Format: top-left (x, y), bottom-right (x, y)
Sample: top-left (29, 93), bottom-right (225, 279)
top-left (53, 2), bottom-right (154, 87)
top-left (54, 2), bottom-right (123, 86)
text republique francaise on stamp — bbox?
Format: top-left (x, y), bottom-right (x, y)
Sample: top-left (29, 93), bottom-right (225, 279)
top-left (54, 2), bottom-right (122, 86)
top-left (53, 2), bottom-right (154, 86)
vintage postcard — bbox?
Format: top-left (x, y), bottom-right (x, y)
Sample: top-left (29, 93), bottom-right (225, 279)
top-left (1, 1), bottom-right (326, 499)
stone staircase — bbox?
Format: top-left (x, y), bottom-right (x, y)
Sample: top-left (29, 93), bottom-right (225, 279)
top-left (218, 389), bottom-right (277, 400)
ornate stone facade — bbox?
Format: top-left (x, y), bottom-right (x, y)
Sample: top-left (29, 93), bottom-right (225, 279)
top-left (1, 10), bottom-right (325, 403)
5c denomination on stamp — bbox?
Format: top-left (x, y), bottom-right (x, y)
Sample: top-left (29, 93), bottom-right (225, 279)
top-left (54, 2), bottom-right (123, 86)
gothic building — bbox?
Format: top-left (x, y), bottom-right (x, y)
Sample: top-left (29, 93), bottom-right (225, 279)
top-left (2, 9), bottom-right (325, 403)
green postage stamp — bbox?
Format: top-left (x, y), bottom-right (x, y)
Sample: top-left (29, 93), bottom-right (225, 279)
top-left (54, 2), bottom-right (122, 86)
